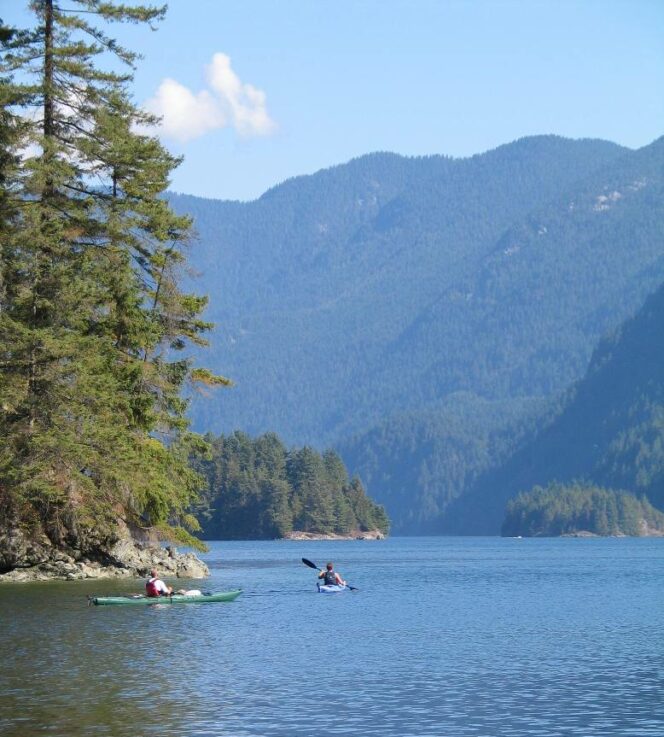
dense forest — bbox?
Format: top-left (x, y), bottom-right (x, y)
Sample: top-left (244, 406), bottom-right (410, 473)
top-left (175, 136), bottom-right (661, 445)
top-left (170, 130), bottom-right (664, 533)
top-left (0, 2), bottom-right (227, 572)
top-left (502, 483), bottom-right (664, 537)
top-left (447, 281), bottom-right (664, 534)
top-left (194, 432), bottom-right (389, 539)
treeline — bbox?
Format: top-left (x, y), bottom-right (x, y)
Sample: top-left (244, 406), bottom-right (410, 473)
top-left (501, 482), bottom-right (664, 537)
top-left (194, 432), bottom-right (390, 539)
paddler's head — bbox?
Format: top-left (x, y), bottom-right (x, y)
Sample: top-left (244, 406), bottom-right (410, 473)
top-left (326, 562), bottom-right (333, 570)
top-left (150, 568), bottom-right (158, 578)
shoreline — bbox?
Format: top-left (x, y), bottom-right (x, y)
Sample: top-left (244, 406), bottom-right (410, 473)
top-left (0, 539), bottom-right (209, 583)
top-left (283, 530), bottom-right (386, 541)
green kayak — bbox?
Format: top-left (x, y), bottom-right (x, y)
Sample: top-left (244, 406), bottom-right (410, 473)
top-left (90, 590), bottom-right (242, 606)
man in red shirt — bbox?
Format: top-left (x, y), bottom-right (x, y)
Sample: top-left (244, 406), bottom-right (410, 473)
top-left (145, 569), bottom-right (173, 597)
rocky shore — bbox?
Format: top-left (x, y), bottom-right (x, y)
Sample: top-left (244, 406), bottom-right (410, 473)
top-left (0, 524), bottom-right (208, 583)
top-left (284, 529), bottom-right (386, 541)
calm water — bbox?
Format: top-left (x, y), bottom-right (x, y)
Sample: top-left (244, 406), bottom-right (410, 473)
top-left (1, 537), bottom-right (664, 737)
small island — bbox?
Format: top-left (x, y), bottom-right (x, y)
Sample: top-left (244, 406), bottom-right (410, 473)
top-left (501, 482), bottom-right (664, 537)
top-left (194, 431), bottom-right (389, 540)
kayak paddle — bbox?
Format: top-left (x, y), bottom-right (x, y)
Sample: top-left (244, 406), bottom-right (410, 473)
top-left (301, 558), bottom-right (359, 591)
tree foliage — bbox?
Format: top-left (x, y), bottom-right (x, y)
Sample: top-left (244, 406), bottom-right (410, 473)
top-left (501, 482), bottom-right (664, 537)
top-left (0, 2), bottom-right (227, 554)
top-left (194, 432), bottom-right (390, 539)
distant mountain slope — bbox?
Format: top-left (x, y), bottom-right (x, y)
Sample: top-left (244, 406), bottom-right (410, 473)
top-left (445, 281), bottom-right (664, 534)
top-left (353, 136), bottom-right (664, 415)
top-left (172, 135), bottom-right (638, 444)
top-left (338, 394), bottom-right (551, 533)
top-left (337, 136), bottom-right (664, 532)
top-left (170, 134), bottom-right (664, 533)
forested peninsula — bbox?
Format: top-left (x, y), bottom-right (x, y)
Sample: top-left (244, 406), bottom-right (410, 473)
top-left (0, 2), bottom-right (229, 581)
top-left (502, 483), bottom-right (664, 538)
top-left (194, 432), bottom-right (389, 540)
top-left (0, 3), bottom-right (390, 581)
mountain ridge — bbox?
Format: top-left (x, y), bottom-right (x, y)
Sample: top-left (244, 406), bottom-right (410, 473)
top-left (168, 134), bottom-right (663, 533)
top-left (172, 135), bottom-right (634, 439)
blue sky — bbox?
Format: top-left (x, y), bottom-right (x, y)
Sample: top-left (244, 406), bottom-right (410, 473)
top-left (5, 0), bottom-right (664, 200)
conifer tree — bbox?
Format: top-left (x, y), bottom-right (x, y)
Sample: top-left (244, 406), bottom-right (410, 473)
top-left (0, 2), bottom-right (228, 554)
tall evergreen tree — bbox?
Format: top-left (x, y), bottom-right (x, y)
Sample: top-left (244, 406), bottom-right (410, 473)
top-left (0, 2), bottom-right (228, 555)
top-left (287, 447), bottom-right (336, 533)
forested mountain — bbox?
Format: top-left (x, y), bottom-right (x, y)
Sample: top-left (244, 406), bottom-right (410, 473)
top-left (170, 134), bottom-right (664, 534)
top-left (194, 432), bottom-right (389, 540)
top-left (338, 394), bottom-right (552, 533)
top-left (446, 282), bottom-right (664, 534)
top-left (172, 135), bottom-right (633, 442)
top-left (340, 136), bottom-right (664, 533)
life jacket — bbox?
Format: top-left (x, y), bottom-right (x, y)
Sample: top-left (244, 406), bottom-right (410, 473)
top-left (323, 570), bottom-right (338, 586)
top-left (146, 577), bottom-right (160, 597)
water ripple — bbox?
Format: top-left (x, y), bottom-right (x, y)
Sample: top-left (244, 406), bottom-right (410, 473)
top-left (1, 537), bottom-right (664, 736)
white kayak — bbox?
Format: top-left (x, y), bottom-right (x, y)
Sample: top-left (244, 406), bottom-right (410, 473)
top-left (317, 583), bottom-right (350, 594)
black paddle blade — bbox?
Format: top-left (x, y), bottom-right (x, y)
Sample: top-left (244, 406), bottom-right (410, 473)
top-left (302, 558), bottom-right (320, 570)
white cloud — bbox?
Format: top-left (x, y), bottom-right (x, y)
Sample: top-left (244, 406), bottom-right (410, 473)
top-left (145, 78), bottom-right (226, 142)
top-left (145, 53), bottom-right (275, 142)
top-left (206, 53), bottom-right (275, 137)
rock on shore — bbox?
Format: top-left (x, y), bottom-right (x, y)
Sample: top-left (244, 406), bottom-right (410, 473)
top-left (0, 524), bottom-right (208, 583)
top-left (284, 529), bottom-right (386, 541)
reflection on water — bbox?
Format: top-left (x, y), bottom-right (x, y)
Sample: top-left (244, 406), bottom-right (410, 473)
top-left (2, 538), bottom-right (664, 736)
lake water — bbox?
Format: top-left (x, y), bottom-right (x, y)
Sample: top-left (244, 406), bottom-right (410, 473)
top-left (1, 537), bottom-right (663, 736)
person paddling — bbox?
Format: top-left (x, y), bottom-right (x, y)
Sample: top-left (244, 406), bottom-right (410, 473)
top-left (145, 569), bottom-right (173, 597)
top-left (318, 562), bottom-right (346, 587)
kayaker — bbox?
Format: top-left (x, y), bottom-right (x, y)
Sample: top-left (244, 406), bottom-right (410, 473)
top-left (145, 569), bottom-right (173, 597)
top-left (318, 562), bottom-right (346, 587)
